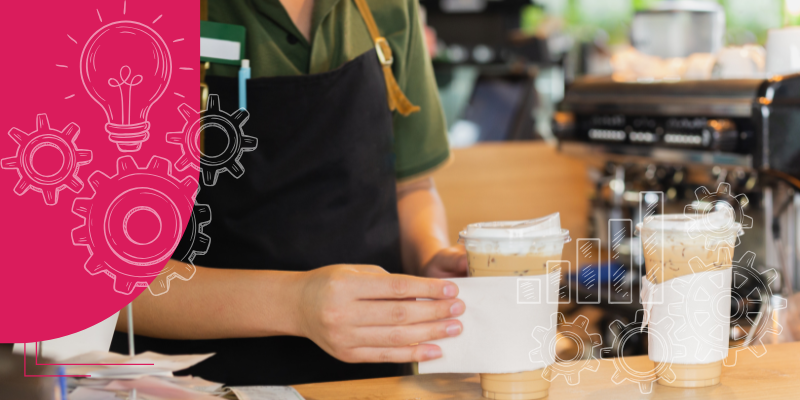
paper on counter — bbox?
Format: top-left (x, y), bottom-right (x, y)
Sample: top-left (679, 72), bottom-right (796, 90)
top-left (68, 387), bottom-right (121, 400)
top-left (101, 376), bottom-right (220, 400)
top-left (418, 273), bottom-right (559, 374)
top-left (63, 351), bottom-right (214, 378)
top-left (227, 386), bottom-right (305, 400)
top-left (641, 268), bottom-right (732, 364)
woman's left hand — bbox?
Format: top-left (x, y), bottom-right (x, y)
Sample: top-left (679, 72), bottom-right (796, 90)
top-left (420, 245), bottom-right (468, 278)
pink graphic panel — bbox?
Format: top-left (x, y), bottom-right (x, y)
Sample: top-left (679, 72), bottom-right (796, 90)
top-left (0, 0), bottom-right (199, 343)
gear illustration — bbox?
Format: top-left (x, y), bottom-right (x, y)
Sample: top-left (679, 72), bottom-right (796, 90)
top-left (147, 189), bottom-right (211, 296)
top-left (167, 94), bottom-right (257, 186)
top-left (601, 310), bottom-right (686, 394)
top-left (1, 114), bottom-right (92, 205)
top-left (71, 156), bottom-right (198, 295)
top-left (671, 250), bottom-right (786, 367)
top-left (683, 182), bottom-right (752, 250)
top-left (528, 313), bottom-right (602, 385)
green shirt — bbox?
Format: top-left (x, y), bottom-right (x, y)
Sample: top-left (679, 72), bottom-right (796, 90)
top-left (208, 0), bottom-right (450, 180)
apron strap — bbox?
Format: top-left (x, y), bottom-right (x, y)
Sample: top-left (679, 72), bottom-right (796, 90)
top-left (352, 0), bottom-right (421, 117)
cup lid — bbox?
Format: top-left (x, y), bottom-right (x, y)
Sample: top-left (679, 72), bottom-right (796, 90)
top-left (635, 212), bottom-right (743, 236)
top-left (459, 212), bottom-right (571, 242)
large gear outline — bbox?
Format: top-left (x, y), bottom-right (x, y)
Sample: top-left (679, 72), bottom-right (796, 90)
top-left (683, 182), bottom-right (752, 250)
top-left (1, 114), bottom-right (92, 205)
top-left (72, 156), bottom-right (198, 295)
top-left (601, 310), bottom-right (686, 394)
top-left (147, 188), bottom-right (211, 296)
top-left (167, 94), bottom-right (257, 186)
top-left (670, 250), bottom-right (787, 367)
top-left (528, 313), bottom-right (602, 385)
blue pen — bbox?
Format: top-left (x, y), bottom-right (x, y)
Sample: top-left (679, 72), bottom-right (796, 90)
top-left (239, 59), bottom-right (250, 110)
top-left (57, 366), bottom-right (68, 400)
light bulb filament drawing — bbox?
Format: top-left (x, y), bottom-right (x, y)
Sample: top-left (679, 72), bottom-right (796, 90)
top-left (80, 21), bottom-right (172, 153)
top-left (108, 66), bottom-right (143, 126)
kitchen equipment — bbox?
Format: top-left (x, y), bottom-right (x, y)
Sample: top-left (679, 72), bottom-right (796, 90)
top-left (556, 74), bottom-right (800, 350)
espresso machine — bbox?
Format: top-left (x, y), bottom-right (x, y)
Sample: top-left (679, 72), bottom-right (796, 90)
top-left (555, 75), bottom-right (800, 353)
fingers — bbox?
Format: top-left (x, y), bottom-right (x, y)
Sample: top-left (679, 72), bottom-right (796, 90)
top-left (354, 320), bottom-right (463, 347)
top-left (352, 298), bottom-right (465, 326)
top-left (343, 344), bottom-right (443, 363)
top-left (353, 273), bottom-right (459, 300)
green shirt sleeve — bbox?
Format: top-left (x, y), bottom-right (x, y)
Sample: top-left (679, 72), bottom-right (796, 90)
top-left (387, 0), bottom-right (451, 180)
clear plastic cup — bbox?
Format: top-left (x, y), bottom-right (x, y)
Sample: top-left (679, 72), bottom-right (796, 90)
top-left (459, 213), bottom-right (571, 400)
top-left (637, 213), bottom-right (742, 388)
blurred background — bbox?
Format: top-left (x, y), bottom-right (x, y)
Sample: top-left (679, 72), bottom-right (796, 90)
top-left (422, 0), bottom-right (800, 361)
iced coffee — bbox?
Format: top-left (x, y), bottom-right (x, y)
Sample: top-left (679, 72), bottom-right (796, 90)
top-left (460, 213), bottom-right (570, 400)
top-left (638, 212), bottom-right (741, 388)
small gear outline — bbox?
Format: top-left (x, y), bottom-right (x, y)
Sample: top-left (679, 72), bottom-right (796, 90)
top-left (147, 188), bottom-right (211, 297)
top-left (72, 156), bottom-right (198, 295)
top-left (528, 313), bottom-right (602, 385)
top-left (601, 310), bottom-right (686, 394)
top-left (1, 114), bottom-right (92, 205)
top-left (683, 182), bottom-right (752, 250)
top-left (167, 94), bottom-right (257, 186)
top-left (670, 250), bottom-right (786, 366)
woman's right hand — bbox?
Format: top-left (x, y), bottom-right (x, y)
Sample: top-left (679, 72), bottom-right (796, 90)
top-left (295, 264), bottom-right (465, 363)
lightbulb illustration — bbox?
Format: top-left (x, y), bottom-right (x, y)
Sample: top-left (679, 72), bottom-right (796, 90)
top-left (80, 21), bottom-right (172, 152)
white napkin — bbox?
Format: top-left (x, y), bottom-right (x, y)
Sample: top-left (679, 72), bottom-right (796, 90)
top-left (641, 269), bottom-right (732, 364)
top-left (62, 351), bottom-right (215, 378)
top-left (418, 273), bottom-right (559, 374)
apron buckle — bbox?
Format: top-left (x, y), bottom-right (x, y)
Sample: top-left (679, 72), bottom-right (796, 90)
top-left (374, 37), bottom-right (393, 66)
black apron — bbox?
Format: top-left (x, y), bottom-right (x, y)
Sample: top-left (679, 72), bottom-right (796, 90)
top-left (110, 48), bottom-right (406, 385)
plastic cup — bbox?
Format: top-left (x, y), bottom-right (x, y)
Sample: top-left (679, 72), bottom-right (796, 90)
top-left (460, 213), bottom-right (571, 400)
top-left (638, 213), bottom-right (742, 388)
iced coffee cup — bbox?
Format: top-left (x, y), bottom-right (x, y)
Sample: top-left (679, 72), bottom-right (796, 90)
top-left (637, 212), bottom-right (742, 388)
top-left (460, 213), bottom-right (570, 400)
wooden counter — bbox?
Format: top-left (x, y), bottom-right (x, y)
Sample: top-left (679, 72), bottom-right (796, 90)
top-left (294, 342), bottom-right (800, 399)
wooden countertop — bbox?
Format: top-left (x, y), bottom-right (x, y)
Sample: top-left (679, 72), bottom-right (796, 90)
top-left (294, 341), bottom-right (800, 399)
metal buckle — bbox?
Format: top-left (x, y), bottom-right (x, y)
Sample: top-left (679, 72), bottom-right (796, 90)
top-left (375, 37), bottom-right (393, 66)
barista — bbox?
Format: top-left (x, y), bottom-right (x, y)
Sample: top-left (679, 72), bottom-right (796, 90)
top-left (111, 0), bottom-right (467, 386)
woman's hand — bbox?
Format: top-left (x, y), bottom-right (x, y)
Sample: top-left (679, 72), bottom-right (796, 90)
top-left (420, 245), bottom-right (468, 278)
top-left (296, 264), bottom-right (465, 363)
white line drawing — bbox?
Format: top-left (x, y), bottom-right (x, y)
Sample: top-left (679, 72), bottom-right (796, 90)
top-left (684, 183), bottom-right (752, 250)
top-left (68, 34), bottom-right (78, 44)
top-left (167, 94), bottom-right (257, 186)
top-left (671, 250), bottom-right (787, 366)
top-left (529, 313), bottom-right (602, 385)
top-left (577, 239), bottom-right (600, 304)
top-left (80, 21), bottom-right (172, 152)
top-left (71, 156), bottom-right (198, 295)
top-left (640, 191), bottom-right (665, 303)
top-left (602, 310), bottom-right (686, 394)
top-left (147, 189), bottom-right (211, 296)
top-left (608, 219), bottom-right (634, 304)
top-left (517, 278), bottom-right (541, 304)
top-left (547, 260), bottom-right (571, 304)
top-left (1, 114), bottom-right (92, 206)
top-left (153, 15), bottom-right (163, 24)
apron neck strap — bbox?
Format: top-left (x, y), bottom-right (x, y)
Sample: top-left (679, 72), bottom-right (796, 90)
top-left (352, 0), bottom-right (421, 117)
